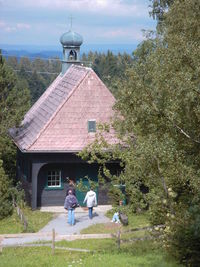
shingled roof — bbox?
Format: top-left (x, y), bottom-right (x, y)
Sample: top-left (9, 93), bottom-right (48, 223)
top-left (9, 64), bottom-right (117, 152)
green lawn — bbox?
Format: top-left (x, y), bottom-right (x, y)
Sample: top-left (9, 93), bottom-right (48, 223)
top-left (0, 207), bottom-right (54, 234)
top-left (81, 211), bottom-right (150, 234)
top-left (0, 209), bottom-right (183, 266)
top-left (0, 239), bottom-right (183, 267)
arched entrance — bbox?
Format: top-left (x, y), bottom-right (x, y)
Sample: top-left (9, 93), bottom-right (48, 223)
top-left (37, 163), bottom-right (76, 207)
top-left (36, 163), bottom-right (99, 207)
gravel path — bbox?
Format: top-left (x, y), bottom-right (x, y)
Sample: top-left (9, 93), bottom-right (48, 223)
top-left (2, 207), bottom-right (111, 246)
top-left (39, 211), bottom-right (110, 235)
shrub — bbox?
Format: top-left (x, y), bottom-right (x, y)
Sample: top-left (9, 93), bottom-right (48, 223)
top-left (0, 159), bottom-right (13, 219)
top-left (108, 185), bottom-right (124, 206)
top-left (166, 195), bottom-right (200, 267)
top-left (149, 197), bottom-right (169, 225)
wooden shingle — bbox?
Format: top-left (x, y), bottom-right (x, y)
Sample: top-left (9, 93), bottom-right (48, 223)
top-left (9, 64), bottom-right (118, 152)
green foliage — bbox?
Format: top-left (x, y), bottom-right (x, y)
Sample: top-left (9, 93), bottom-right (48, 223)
top-left (0, 51), bottom-right (30, 219)
top-left (0, 159), bottom-right (13, 219)
top-left (10, 181), bottom-right (25, 207)
top-left (0, 239), bottom-right (183, 267)
top-left (149, 0), bottom-right (174, 21)
top-left (149, 197), bottom-right (168, 225)
top-left (0, 207), bottom-right (54, 234)
top-left (81, 50), bottom-right (133, 95)
top-left (6, 51), bottom-right (132, 102)
top-left (166, 195), bottom-right (200, 266)
top-left (6, 56), bottom-right (61, 104)
top-left (79, 0), bottom-right (200, 265)
top-left (0, 52), bottom-right (30, 179)
top-left (76, 176), bottom-right (98, 192)
top-left (108, 185), bottom-right (124, 206)
top-left (0, 54), bottom-right (30, 133)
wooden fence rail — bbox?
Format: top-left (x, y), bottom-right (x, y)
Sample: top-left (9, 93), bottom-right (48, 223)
top-left (115, 224), bottom-right (165, 249)
top-left (122, 224), bottom-right (165, 233)
top-left (0, 229), bottom-right (93, 254)
top-left (0, 224), bottom-right (165, 254)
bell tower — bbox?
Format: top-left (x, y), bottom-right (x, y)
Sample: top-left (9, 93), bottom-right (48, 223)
top-left (60, 28), bottom-right (83, 75)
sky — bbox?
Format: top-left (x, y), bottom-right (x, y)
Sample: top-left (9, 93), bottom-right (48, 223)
top-left (0, 0), bottom-right (156, 48)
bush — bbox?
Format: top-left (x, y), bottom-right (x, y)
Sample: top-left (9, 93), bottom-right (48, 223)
top-left (0, 159), bottom-right (13, 219)
top-left (10, 181), bottom-right (25, 208)
top-left (166, 195), bottom-right (200, 267)
top-left (108, 185), bottom-right (124, 205)
top-left (149, 197), bottom-right (169, 225)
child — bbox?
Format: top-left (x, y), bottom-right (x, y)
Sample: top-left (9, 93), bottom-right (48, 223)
top-left (111, 211), bottom-right (120, 223)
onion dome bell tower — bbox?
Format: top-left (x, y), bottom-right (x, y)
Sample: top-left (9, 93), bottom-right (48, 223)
top-left (60, 29), bottom-right (83, 75)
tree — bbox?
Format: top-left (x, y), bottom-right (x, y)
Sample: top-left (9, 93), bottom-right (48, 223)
top-left (6, 56), bottom-right (18, 69)
top-left (80, 0), bottom-right (200, 264)
top-left (0, 51), bottom-right (30, 179)
top-left (81, 50), bottom-right (133, 95)
top-left (28, 70), bottom-right (46, 104)
top-left (149, 0), bottom-right (174, 21)
top-left (0, 52), bottom-right (30, 218)
top-left (0, 159), bottom-right (13, 219)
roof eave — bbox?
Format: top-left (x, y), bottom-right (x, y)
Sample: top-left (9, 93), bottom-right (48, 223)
top-left (20, 149), bottom-right (81, 154)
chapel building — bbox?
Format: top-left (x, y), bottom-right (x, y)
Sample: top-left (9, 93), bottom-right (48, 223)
top-left (9, 28), bottom-right (119, 209)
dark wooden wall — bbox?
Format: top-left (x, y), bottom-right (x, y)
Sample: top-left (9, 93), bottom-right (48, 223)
top-left (37, 163), bottom-right (76, 206)
top-left (16, 150), bottom-right (120, 207)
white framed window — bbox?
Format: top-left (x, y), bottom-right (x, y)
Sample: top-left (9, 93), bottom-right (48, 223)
top-left (88, 120), bottom-right (96, 133)
top-left (47, 170), bottom-right (61, 188)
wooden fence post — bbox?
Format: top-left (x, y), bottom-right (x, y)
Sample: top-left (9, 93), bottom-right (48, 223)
top-left (24, 217), bottom-right (28, 231)
top-left (117, 227), bottom-right (121, 250)
top-left (13, 199), bottom-right (28, 232)
top-left (0, 237), bottom-right (3, 253)
top-left (52, 228), bottom-right (55, 255)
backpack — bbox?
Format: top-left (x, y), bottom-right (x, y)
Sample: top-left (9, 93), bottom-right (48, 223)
top-left (68, 195), bottom-right (78, 208)
top-left (119, 212), bottom-right (128, 225)
top-left (71, 202), bottom-right (79, 208)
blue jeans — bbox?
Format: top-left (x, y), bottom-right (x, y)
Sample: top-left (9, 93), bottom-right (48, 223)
top-left (68, 209), bottom-right (75, 225)
top-left (88, 207), bottom-right (93, 219)
top-left (112, 212), bottom-right (120, 223)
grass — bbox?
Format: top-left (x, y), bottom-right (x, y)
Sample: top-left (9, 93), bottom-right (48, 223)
top-left (0, 208), bottom-right (183, 266)
top-left (106, 208), bottom-right (150, 228)
top-left (0, 207), bottom-right (54, 234)
top-left (81, 221), bottom-right (119, 234)
top-left (81, 210), bottom-right (150, 234)
top-left (0, 239), bottom-right (183, 267)
top-left (80, 210), bottom-right (155, 243)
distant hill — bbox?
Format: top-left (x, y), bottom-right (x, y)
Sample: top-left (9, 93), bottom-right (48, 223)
top-left (1, 49), bottom-right (62, 60)
top-left (0, 43), bottom-right (137, 60)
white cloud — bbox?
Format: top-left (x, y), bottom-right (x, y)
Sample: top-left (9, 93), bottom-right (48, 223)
top-left (17, 23), bottom-right (30, 29)
top-left (0, 20), bottom-right (6, 28)
top-left (0, 0), bottom-right (155, 45)
top-left (0, 20), bottom-right (31, 32)
top-left (3, 0), bottom-right (148, 17)
top-left (0, 20), bottom-right (15, 32)
top-left (101, 28), bottom-right (144, 41)
top-left (89, 25), bottom-right (145, 43)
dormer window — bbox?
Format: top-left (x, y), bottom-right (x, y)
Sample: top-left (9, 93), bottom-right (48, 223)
top-left (88, 120), bottom-right (96, 133)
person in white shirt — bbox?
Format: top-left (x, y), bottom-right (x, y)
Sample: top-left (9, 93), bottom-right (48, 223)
top-left (83, 188), bottom-right (97, 219)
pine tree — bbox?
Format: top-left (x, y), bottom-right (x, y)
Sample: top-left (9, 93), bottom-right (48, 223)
top-left (0, 51), bottom-right (30, 180)
top-left (0, 159), bottom-right (13, 219)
